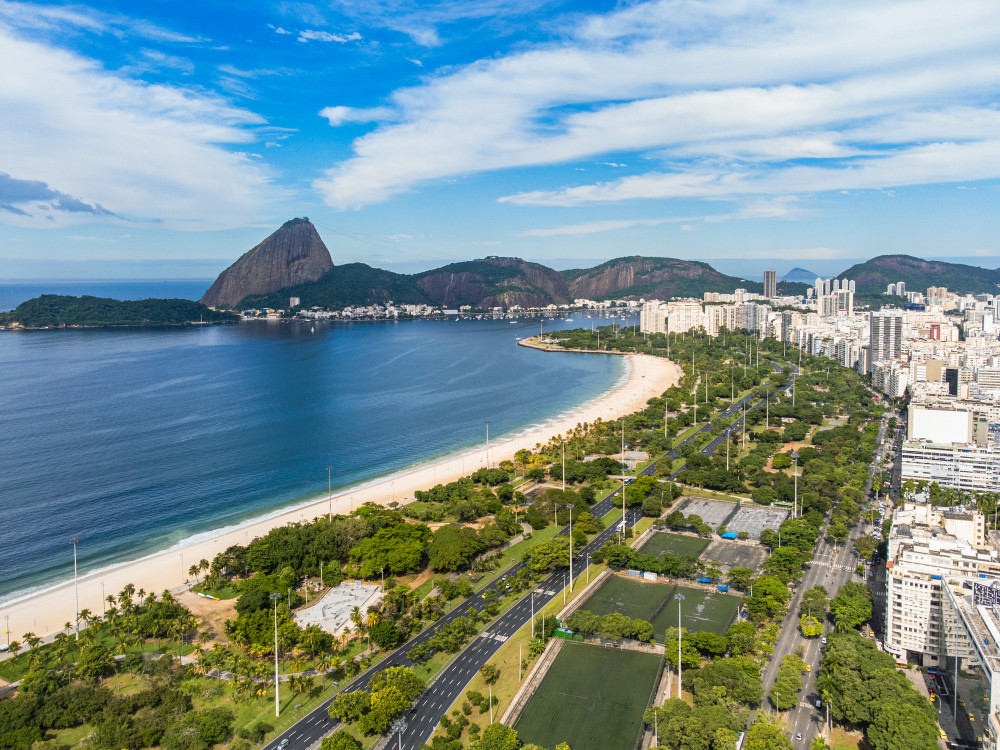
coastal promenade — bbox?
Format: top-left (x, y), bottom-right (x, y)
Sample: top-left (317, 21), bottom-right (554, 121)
top-left (0, 352), bottom-right (679, 640)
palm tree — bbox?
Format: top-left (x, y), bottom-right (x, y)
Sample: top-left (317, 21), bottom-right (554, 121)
top-left (7, 640), bottom-right (21, 663)
top-left (22, 632), bottom-right (41, 662)
top-left (189, 565), bottom-right (200, 583)
top-left (77, 608), bottom-right (92, 632)
top-left (349, 605), bottom-right (363, 630)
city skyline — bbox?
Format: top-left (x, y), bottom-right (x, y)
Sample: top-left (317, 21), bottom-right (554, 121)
top-left (2, 0), bottom-right (1000, 278)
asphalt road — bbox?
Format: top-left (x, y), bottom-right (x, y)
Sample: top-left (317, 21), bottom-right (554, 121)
top-left (760, 406), bottom-right (897, 747)
top-left (265, 355), bottom-right (801, 750)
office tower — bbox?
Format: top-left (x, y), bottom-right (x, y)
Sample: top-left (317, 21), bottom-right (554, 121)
top-left (763, 269), bottom-right (777, 298)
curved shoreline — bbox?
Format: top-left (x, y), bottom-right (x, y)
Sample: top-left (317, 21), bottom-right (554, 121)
top-left (1, 352), bottom-right (679, 639)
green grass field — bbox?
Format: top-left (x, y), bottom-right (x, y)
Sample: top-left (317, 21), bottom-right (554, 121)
top-left (579, 575), bottom-right (675, 622)
top-left (514, 642), bottom-right (662, 750)
top-left (650, 585), bottom-right (741, 637)
top-left (638, 532), bottom-right (709, 560)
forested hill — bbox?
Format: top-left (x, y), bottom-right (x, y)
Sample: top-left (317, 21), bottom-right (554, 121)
top-left (838, 254), bottom-right (1000, 296)
top-left (560, 256), bottom-right (808, 301)
top-left (0, 295), bottom-right (238, 328)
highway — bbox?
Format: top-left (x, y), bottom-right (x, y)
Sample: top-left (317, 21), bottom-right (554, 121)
top-left (265, 354), bottom-right (798, 750)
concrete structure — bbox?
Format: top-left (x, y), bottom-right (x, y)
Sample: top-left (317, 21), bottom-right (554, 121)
top-left (909, 405), bottom-right (975, 444)
top-left (884, 504), bottom-right (997, 667)
top-left (763, 269), bottom-right (777, 298)
top-left (902, 441), bottom-right (1000, 494)
top-left (870, 309), bottom-right (904, 369)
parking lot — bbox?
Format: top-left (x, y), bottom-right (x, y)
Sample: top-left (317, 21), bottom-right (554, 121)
top-left (702, 539), bottom-right (767, 571)
top-left (725, 505), bottom-right (789, 540)
top-left (675, 497), bottom-right (737, 531)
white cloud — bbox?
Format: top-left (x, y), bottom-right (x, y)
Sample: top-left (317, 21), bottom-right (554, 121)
top-left (297, 29), bottom-right (361, 43)
top-left (319, 105), bottom-right (396, 127)
top-left (0, 0), bottom-right (205, 42)
top-left (313, 0), bottom-right (1000, 210)
top-left (0, 24), bottom-right (280, 228)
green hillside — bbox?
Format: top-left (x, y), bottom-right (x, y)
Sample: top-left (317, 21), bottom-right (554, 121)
top-left (239, 263), bottom-right (430, 309)
top-left (0, 295), bottom-right (236, 327)
top-left (838, 255), bottom-right (1000, 296)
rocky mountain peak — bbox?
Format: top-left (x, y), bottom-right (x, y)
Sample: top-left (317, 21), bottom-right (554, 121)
top-left (200, 218), bottom-right (333, 308)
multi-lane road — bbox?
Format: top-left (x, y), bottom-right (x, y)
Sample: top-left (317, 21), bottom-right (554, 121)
top-left (266, 357), bottom-right (799, 750)
top-left (760, 407), bottom-right (897, 746)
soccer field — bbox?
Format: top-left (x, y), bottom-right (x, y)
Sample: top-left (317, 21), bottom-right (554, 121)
top-left (515, 642), bottom-right (662, 750)
top-left (580, 575), bottom-right (676, 622)
top-left (650, 585), bottom-right (741, 636)
top-left (638, 531), bottom-right (709, 559)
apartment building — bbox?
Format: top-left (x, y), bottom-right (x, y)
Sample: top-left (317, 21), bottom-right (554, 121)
top-left (884, 504), bottom-right (997, 667)
top-left (902, 440), bottom-right (1000, 493)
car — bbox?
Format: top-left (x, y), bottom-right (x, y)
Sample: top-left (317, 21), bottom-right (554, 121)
top-left (969, 713), bottom-right (975, 722)
top-left (795, 733), bottom-right (802, 741)
top-left (929, 694), bottom-right (937, 702)
top-left (278, 741), bottom-right (289, 749)
top-left (805, 664), bottom-right (811, 672)
top-left (821, 637), bottom-right (827, 645)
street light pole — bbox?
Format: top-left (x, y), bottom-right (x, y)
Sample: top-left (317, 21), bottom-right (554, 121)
top-left (562, 441), bottom-right (566, 492)
top-left (793, 450), bottom-right (799, 518)
top-left (485, 420), bottom-right (490, 470)
top-left (567, 504), bottom-right (575, 591)
top-left (270, 593), bottom-right (282, 717)
top-left (676, 593), bottom-right (685, 698)
top-left (71, 538), bottom-right (79, 639)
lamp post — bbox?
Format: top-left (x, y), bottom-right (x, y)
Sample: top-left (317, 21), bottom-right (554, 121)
top-left (485, 420), bottom-right (490, 470)
top-left (101, 582), bottom-right (105, 616)
top-left (675, 593), bottom-right (686, 698)
top-left (792, 450), bottom-right (799, 518)
top-left (71, 538), bottom-right (79, 639)
top-left (567, 504), bottom-right (575, 591)
top-left (270, 593), bottom-right (282, 717)
top-left (391, 719), bottom-right (408, 750)
top-left (327, 466), bottom-right (333, 522)
top-left (561, 440), bottom-right (566, 492)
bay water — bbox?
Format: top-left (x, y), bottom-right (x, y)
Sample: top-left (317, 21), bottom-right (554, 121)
top-left (0, 314), bottom-right (629, 602)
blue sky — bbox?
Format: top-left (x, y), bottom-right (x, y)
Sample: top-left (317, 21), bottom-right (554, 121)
top-left (2, 0), bottom-right (1000, 278)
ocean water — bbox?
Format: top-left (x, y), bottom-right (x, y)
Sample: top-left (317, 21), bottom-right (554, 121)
top-left (0, 279), bottom-right (213, 312)
top-left (0, 314), bottom-right (631, 602)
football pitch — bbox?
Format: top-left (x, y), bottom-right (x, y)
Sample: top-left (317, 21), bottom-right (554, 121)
top-left (651, 585), bottom-right (741, 636)
top-left (579, 575), bottom-right (676, 622)
top-left (638, 531), bottom-right (709, 559)
top-left (514, 642), bottom-right (662, 750)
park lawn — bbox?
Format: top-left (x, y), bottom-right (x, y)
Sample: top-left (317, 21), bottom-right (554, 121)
top-left (193, 581), bottom-right (240, 600)
top-left (49, 724), bottom-right (94, 747)
top-left (431, 564), bottom-right (609, 745)
top-left (829, 727), bottom-right (863, 749)
top-left (639, 532), bottom-right (709, 560)
top-left (412, 578), bottom-right (434, 601)
top-left (514, 642), bottom-right (662, 750)
top-left (580, 575), bottom-right (676, 622)
top-left (475, 524), bottom-right (561, 592)
top-left (651, 585), bottom-right (741, 638)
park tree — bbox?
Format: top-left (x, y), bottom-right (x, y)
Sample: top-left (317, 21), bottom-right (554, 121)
top-left (799, 614), bottom-right (823, 638)
top-left (473, 723), bottom-right (521, 750)
top-left (853, 535), bottom-right (877, 561)
top-left (744, 714), bottom-right (792, 750)
top-left (768, 654), bottom-right (804, 711)
top-left (868, 701), bottom-right (938, 750)
top-left (524, 536), bottom-right (570, 573)
top-left (829, 582), bottom-right (872, 631)
top-left (479, 663), bottom-right (500, 685)
top-left (428, 526), bottom-right (485, 572)
top-left (322, 731), bottom-right (362, 750)
top-left (800, 586), bottom-right (828, 619)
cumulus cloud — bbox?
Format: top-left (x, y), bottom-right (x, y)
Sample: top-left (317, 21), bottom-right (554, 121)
top-left (319, 105), bottom-right (396, 126)
top-left (0, 24), bottom-right (279, 228)
top-left (312, 0), bottom-right (1000, 210)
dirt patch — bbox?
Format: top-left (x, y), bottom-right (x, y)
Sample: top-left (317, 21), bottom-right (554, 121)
top-left (177, 590), bottom-right (236, 645)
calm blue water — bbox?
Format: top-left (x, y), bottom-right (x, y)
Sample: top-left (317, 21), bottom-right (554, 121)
top-left (0, 279), bottom-right (213, 311)
top-left (0, 314), bottom-right (630, 602)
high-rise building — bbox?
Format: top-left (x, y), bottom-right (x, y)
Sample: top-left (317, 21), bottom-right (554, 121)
top-left (870, 308), bottom-right (903, 366)
top-left (763, 269), bottom-right (777, 298)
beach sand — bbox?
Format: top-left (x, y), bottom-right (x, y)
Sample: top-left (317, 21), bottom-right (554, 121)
top-left (2, 352), bottom-right (679, 640)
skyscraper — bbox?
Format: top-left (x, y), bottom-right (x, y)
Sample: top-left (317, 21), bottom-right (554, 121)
top-left (763, 269), bottom-right (777, 298)
top-left (870, 309), bottom-right (903, 370)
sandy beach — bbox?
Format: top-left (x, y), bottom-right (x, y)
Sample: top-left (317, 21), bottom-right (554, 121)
top-left (1, 352), bottom-right (680, 640)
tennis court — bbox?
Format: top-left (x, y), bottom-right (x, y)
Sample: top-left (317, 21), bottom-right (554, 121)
top-left (515, 641), bottom-right (662, 750)
top-left (650, 585), bottom-right (741, 636)
top-left (580, 575), bottom-right (676, 622)
top-left (639, 531), bottom-right (709, 559)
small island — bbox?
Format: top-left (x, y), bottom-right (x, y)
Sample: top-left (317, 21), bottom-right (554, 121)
top-left (0, 294), bottom-right (238, 329)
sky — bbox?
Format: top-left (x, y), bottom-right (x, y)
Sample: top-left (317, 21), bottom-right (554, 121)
top-left (2, 0), bottom-right (1000, 278)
